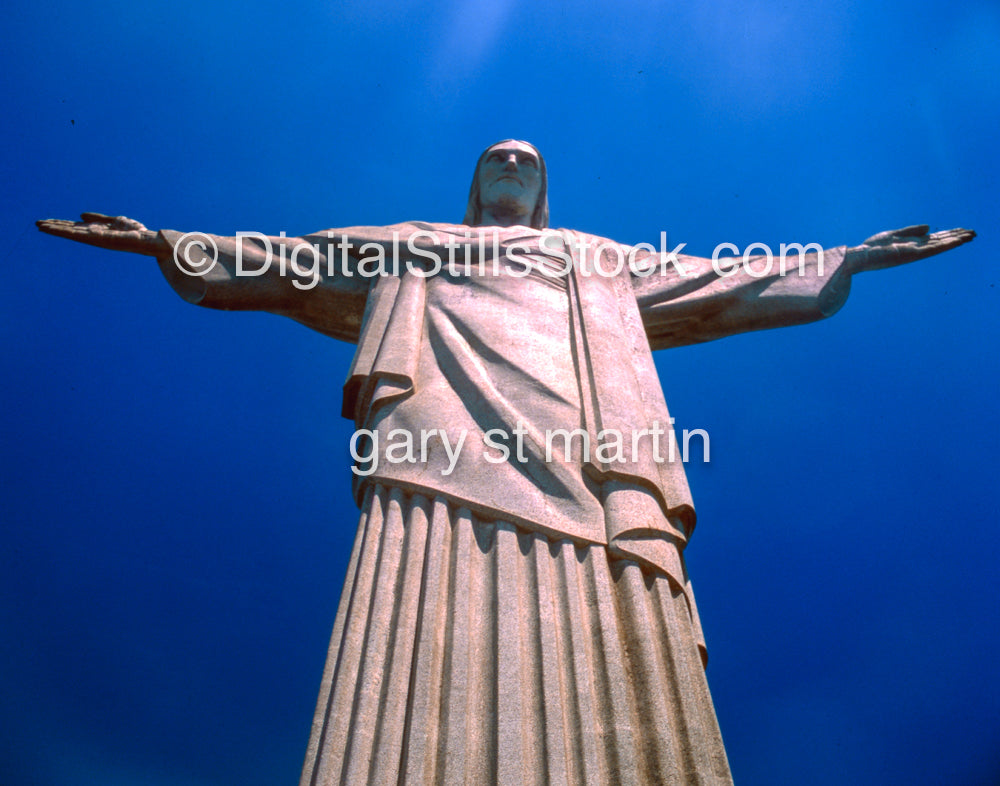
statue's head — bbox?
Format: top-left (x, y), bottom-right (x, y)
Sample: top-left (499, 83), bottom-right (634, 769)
top-left (463, 140), bottom-right (549, 229)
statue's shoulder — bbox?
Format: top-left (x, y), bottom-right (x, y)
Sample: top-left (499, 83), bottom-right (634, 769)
top-left (387, 221), bottom-right (454, 232)
top-left (389, 221), bottom-right (467, 234)
top-left (549, 227), bottom-right (635, 254)
top-left (550, 227), bottom-right (619, 243)
top-left (299, 221), bottom-right (461, 244)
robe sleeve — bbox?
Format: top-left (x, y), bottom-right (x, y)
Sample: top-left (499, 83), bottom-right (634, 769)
top-left (630, 245), bottom-right (851, 351)
top-left (154, 228), bottom-right (394, 344)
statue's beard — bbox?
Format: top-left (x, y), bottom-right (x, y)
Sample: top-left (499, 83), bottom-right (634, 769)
top-left (482, 193), bottom-right (533, 222)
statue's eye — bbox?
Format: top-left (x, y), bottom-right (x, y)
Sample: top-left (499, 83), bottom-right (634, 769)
top-left (520, 157), bottom-right (538, 168)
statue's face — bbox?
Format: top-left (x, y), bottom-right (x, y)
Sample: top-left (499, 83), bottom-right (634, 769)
top-left (478, 141), bottom-right (542, 221)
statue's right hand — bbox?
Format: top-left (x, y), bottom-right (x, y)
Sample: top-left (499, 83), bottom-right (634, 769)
top-left (36, 213), bottom-right (168, 257)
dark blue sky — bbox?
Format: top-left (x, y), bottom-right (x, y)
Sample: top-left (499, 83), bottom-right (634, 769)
top-left (3, 1), bottom-right (998, 784)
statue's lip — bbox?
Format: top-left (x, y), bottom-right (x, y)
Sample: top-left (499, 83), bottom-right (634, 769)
top-left (495, 174), bottom-right (523, 185)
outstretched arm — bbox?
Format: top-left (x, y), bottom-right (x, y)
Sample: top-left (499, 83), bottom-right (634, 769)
top-left (845, 225), bottom-right (975, 274)
top-left (36, 213), bottom-right (168, 257)
top-left (36, 212), bottom-right (374, 343)
top-left (634, 224), bottom-right (975, 351)
top-left (36, 214), bottom-right (462, 344)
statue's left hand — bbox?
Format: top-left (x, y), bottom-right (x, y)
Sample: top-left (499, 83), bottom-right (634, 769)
top-left (847, 225), bottom-right (975, 275)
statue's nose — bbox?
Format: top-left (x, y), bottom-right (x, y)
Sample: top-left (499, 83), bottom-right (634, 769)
top-left (503, 154), bottom-right (518, 170)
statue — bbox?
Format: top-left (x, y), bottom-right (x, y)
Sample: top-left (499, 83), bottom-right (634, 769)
top-left (37, 140), bottom-right (974, 785)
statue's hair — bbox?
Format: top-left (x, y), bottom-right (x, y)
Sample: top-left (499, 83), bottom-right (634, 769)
top-left (462, 140), bottom-right (549, 230)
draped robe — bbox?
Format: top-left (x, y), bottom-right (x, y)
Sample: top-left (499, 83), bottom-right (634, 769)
top-left (157, 223), bottom-right (849, 785)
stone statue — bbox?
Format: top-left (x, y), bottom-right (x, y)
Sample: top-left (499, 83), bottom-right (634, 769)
top-left (37, 140), bottom-right (974, 785)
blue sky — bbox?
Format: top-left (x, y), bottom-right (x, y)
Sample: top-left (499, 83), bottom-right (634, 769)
top-left (2, 1), bottom-right (998, 784)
